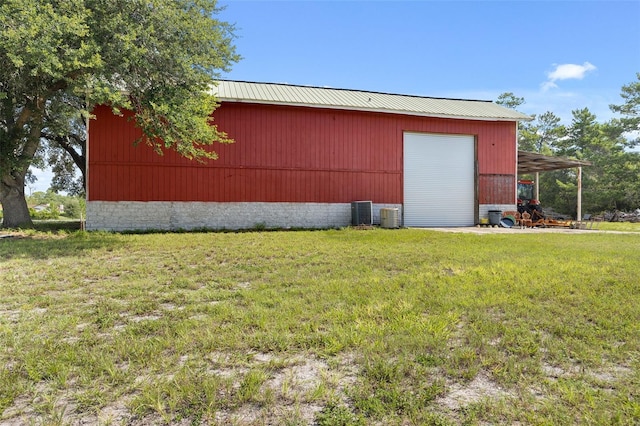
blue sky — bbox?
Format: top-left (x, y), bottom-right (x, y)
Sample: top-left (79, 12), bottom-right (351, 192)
top-left (217, 0), bottom-right (639, 122)
top-left (30, 0), bottom-right (640, 193)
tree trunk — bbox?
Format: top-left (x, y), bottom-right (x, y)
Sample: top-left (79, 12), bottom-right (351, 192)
top-left (0, 173), bottom-right (33, 228)
top-left (1, 99), bottom-right (44, 228)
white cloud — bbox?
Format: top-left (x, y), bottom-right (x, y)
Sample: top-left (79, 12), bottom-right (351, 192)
top-left (541, 62), bottom-right (597, 91)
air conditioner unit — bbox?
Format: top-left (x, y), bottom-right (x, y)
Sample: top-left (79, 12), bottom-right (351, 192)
top-left (351, 201), bottom-right (372, 226)
top-left (380, 208), bottom-right (399, 228)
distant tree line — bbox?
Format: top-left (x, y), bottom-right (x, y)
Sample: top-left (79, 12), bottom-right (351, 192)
top-left (497, 73), bottom-right (640, 217)
top-left (31, 191), bottom-right (84, 220)
top-left (0, 190), bottom-right (84, 220)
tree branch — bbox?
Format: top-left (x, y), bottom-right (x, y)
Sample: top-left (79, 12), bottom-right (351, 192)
top-left (43, 132), bottom-right (86, 172)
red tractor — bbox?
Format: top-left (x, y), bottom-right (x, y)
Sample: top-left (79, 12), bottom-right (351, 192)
top-left (517, 180), bottom-right (544, 221)
top-left (517, 180), bottom-right (574, 227)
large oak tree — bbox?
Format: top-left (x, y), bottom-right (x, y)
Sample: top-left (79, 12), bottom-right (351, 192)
top-left (0, 0), bottom-right (239, 227)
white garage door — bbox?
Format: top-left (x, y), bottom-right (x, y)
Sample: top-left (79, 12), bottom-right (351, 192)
top-left (404, 132), bottom-right (475, 227)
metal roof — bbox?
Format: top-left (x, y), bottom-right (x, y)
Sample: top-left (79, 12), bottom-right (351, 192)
top-left (212, 81), bottom-right (531, 122)
top-left (518, 150), bottom-right (591, 174)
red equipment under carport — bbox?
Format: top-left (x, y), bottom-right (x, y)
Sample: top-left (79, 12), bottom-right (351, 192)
top-left (517, 151), bottom-right (591, 224)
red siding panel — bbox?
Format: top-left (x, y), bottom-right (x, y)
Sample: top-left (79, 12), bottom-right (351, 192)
top-left (88, 103), bottom-right (516, 205)
top-left (479, 175), bottom-right (516, 204)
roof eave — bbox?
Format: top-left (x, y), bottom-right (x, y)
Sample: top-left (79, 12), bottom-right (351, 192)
top-left (216, 98), bottom-right (529, 122)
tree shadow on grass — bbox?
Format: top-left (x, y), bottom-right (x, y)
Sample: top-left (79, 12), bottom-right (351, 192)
top-left (31, 220), bottom-right (83, 232)
top-left (0, 225), bottom-right (122, 261)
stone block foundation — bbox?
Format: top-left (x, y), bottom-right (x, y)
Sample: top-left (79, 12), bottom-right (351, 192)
top-left (86, 201), bottom-right (404, 232)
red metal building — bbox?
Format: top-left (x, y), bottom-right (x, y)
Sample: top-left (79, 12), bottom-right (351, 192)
top-left (87, 81), bottom-right (529, 231)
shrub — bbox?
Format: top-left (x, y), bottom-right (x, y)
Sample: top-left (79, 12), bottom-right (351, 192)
top-left (30, 204), bottom-right (60, 220)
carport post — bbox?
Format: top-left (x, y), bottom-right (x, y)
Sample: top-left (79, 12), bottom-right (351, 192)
top-left (577, 166), bottom-right (582, 221)
top-left (535, 172), bottom-right (540, 201)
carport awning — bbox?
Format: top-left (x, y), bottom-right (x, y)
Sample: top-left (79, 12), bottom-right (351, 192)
top-left (518, 150), bottom-right (591, 174)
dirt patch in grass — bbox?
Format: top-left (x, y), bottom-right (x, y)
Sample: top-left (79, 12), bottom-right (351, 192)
top-left (95, 397), bottom-right (134, 425)
top-left (590, 365), bottom-right (633, 383)
top-left (542, 360), bottom-right (633, 384)
top-left (210, 351), bottom-right (358, 425)
top-left (437, 372), bottom-right (513, 411)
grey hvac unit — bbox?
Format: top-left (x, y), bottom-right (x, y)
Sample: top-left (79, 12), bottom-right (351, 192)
top-left (351, 201), bottom-right (372, 226)
top-left (380, 208), bottom-right (399, 228)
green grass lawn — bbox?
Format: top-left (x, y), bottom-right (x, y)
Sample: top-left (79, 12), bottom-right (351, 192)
top-left (1, 227), bottom-right (639, 425)
top-left (591, 221), bottom-right (640, 232)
